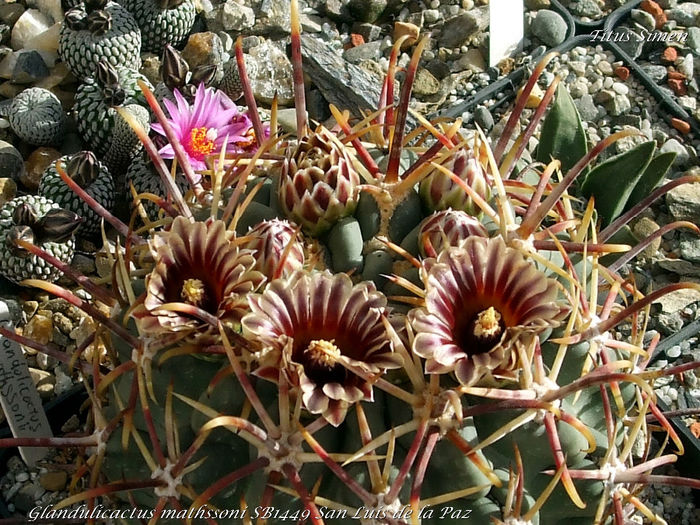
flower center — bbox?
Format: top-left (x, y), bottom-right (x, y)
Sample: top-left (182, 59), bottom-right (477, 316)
top-left (473, 307), bottom-right (502, 340)
top-left (456, 305), bottom-right (506, 355)
top-left (181, 278), bottom-right (206, 306)
top-left (303, 339), bottom-right (341, 369)
top-left (187, 127), bottom-right (216, 158)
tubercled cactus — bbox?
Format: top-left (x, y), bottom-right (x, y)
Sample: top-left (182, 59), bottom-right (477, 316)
top-left (3, 1), bottom-right (700, 524)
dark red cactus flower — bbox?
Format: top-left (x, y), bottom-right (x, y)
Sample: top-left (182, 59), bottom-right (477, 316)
top-left (132, 217), bottom-right (264, 335)
top-left (242, 271), bottom-right (403, 426)
top-left (410, 236), bottom-right (566, 386)
top-left (417, 209), bottom-right (489, 257)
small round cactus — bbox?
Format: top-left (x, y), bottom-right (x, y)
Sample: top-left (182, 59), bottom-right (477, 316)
top-left (38, 151), bottom-right (115, 236)
top-left (118, 0), bottom-right (196, 53)
top-left (73, 60), bottom-right (152, 171)
top-left (8, 88), bottom-right (66, 146)
top-left (0, 196), bottom-right (81, 284)
top-left (59, 0), bottom-right (142, 81)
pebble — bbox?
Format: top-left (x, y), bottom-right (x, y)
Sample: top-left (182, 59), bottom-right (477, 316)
top-left (474, 106), bottom-right (494, 131)
top-left (659, 138), bottom-right (690, 166)
top-left (678, 54), bottom-right (693, 79)
top-left (597, 60), bottom-right (613, 75)
top-left (343, 41), bottom-right (382, 63)
top-left (667, 3), bottom-right (700, 26)
top-left (616, 27), bottom-right (644, 59)
top-left (220, 0), bottom-right (256, 31)
top-left (348, 0), bottom-right (387, 24)
top-left (530, 9), bottom-right (567, 47)
top-left (614, 66), bottom-right (630, 80)
top-left (644, 64), bottom-right (667, 82)
top-left (670, 117), bottom-right (691, 134)
top-left (438, 7), bottom-right (489, 49)
top-left (0, 140), bottom-right (24, 181)
top-left (634, 217), bottom-right (662, 257)
top-left (12, 49), bottom-right (48, 83)
top-left (413, 68), bottom-right (439, 96)
top-left (38, 471), bottom-right (68, 492)
top-left (688, 27), bottom-right (700, 56)
top-left (10, 9), bottom-right (51, 50)
top-left (246, 39), bottom-right (294, 104)
top-left (181, 32), bottom-right (227, 81)
top-left (21, 146), bottom-right (61, 191)
top-left (666, 181), bottom-right (700, 222)
top-left (631, 8), bottom-right (657, 32)
top-left (612, 82), bottom-right (629, 95)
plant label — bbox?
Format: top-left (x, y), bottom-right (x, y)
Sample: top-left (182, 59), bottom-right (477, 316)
top-left (0, 301), bottom-right (53, 467)
top-left (490, 0), bottom-right (524, 67)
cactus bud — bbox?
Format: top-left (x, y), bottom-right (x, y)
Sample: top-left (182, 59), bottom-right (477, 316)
top-left (161, 44), bottom-right (189, 91)
top-left (66, 151), bottom-right (99, 187)
top-left (12, 203), bottom-right (38, 227)
top-left (64, 9), bottom-right (87, 31)
top-left (36, 208), bottom-right (83, 243)
top-left (85, 9), bottom-right (111, 35)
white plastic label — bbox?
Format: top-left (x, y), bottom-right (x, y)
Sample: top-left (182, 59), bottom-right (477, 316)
top-left (0, 303), bottom-right (53, 467)
top-left (489, 0), bottom-right (524, 67)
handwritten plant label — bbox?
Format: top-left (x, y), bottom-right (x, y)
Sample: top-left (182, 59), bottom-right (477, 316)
top-left (489, 0), bottom-right (524, 67)
top-left (0, 302), bottom-right (53, 466)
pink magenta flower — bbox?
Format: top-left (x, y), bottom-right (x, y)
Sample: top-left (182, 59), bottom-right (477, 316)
top-left (152, 84), bottom-right (253, 171)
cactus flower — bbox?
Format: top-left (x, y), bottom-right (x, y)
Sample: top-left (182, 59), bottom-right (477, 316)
top-left (132, 217), bottom-right (263, 336)
top-left (151, 83), bottom-right (253, 171)
top-left (242, 271), bottom-right (402, 426)
top-left (410, 236), bottom-right (565, 386)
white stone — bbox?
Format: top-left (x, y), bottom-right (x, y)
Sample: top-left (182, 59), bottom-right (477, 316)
top-left (10, 9), bottom-right (52, 51)
top-left (220, 0), bottom-right (255, 31)
top-left (612, 82), bottom-right (629, 95)
top-left (0, 52), bottom-right (17, 80)
top-left (26, 0), bottom-right (63, 24)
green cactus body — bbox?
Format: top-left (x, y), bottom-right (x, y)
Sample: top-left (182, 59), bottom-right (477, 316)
top-left (118, 0), bottom-right (196, 53)
top-left (9, 88), bottom-right (66, 146)
top-left (10, 18), bottom-right (695, 525)
top-left (73, 65), bottom-right (151, 165)
top-left (0, 196), bottom-right (77, 283)
top-left (59, 0), bottom-right (142, 81)
top-left (38, 152), bottom-right (115, 236)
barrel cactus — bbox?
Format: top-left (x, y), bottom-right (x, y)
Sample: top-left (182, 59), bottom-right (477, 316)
top-left (3, 3), bottom-right (699, 524)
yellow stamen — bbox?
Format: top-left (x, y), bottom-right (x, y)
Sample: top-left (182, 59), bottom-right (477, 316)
top-left (304, 339), bottom-right (341, 369)
top-left (188, 127), bottom-right (216, 156)
top-left (181, 278), bottom-right (206, 306)
top-left (473, 307), bottom-right (502, 338)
